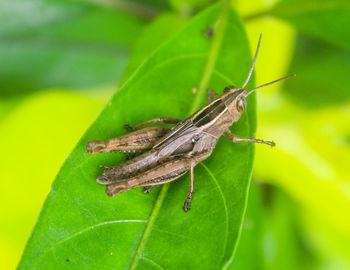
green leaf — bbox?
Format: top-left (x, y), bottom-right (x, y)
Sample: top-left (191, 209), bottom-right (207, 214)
top-left (0, 0), bottom-right (145, 97)
top-left (283, 33), bottom-right (350, 107)
top-left (227, 183), bottom-right (264, 270)
top-left (19, 3), bottom-right (257, 269)
top-left (121, 13), bottom-right (189, 83)
top-left (261, 188), bottom-right (311, 270)
top-left (270, 0), bottom-right (350, 49)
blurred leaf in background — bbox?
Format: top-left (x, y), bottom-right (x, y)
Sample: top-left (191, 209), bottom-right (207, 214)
top-left (260, 186), bottom-right (312, 270)
top-left (0, 0), bottom-right (155, 97)
top-left (271, 0), bottom-right (350, 50)
top-left (283, 33), bottom-right (350, 107)
top-left (255, 96), bottom-right (350, 269)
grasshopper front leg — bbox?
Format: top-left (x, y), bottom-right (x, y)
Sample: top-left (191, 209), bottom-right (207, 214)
top-left (224, 130), bottom-right (275, 147)
top-left (87, 126), bottom-right (170, 154)
top-left (207, 88), bottom-right (219, 103)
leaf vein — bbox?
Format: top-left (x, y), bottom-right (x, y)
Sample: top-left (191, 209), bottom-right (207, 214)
top-left (200, 163), bottom-right (229, 262)
top-left (152, 227), bottom-right (197, 241)
top-left (141, 256), bottom-right (165, 270)
top-left (31, 219), bottom-right (146, 268)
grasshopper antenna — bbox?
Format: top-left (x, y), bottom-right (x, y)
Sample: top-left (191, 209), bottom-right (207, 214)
top-left (242, 33), bottom-right (262, 89)
top-left (246, 74), bottom-right (296, 96)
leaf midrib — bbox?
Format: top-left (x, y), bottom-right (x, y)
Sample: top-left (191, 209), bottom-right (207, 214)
top-left (128, 2), bottom-right (231, 269)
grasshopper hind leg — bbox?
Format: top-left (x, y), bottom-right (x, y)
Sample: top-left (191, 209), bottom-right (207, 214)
top-left (105, 151), bottom-right (212, 212)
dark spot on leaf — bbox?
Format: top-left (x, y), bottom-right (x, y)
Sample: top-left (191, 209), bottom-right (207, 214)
top-left (203, 27), bottom-right (214, 38)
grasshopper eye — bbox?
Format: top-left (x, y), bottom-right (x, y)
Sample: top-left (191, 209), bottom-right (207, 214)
top-left (236, 97), bottom-right (246, 112)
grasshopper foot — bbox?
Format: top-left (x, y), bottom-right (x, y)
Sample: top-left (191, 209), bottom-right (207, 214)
top-left (143, 186), bottom-right (156, 194)
top-left (224, 131), bottom-right (276, 147)
top-left (183, 201), bottom-right (190, 212)
top-left (183, 193), bottom-right (192, 212)
top-left (124, 124), bottom-right (134, 131)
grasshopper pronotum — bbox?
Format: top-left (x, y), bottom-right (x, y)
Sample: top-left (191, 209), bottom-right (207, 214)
top-left (87, 35), bottom-right (295, 211)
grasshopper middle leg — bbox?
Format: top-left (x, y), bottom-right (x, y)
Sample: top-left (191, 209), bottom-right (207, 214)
top-left (125, 117), bottom-right (181, 131)
top-left (183, 161), bottom-right (195, 212)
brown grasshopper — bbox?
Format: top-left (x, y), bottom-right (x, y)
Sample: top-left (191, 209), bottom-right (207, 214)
top-left (87, 35), bottom-right (295, 211)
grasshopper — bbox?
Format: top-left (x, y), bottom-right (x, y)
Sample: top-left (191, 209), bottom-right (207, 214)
top-left (87, 35), bottom-right (295, 211)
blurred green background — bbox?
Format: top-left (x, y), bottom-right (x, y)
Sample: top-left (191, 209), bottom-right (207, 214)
top-left (1, 0), bottom-right (349, 269)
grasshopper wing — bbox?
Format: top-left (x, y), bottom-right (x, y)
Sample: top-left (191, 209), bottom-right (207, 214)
top-left (153, 118), bottom-right (200, 158)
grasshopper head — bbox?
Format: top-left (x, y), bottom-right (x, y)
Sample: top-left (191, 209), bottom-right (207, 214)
top-left (221, 72), bottom-right (295, 120)
top-left (220, 86), bottom-right (247, 121)
top-left (222, 34), bottom-right (295, 119)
